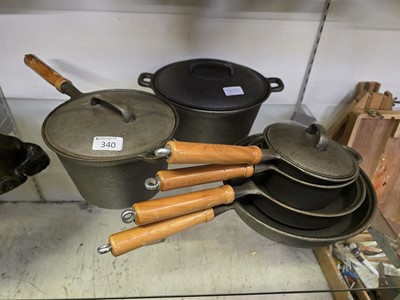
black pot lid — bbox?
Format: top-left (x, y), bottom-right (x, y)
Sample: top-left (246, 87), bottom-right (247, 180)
top-left (42, 90), bottom-right (177, 161)
top-left (264, 123), bottom-right (359, 181)
top-left (152, 58), bottom-right (271, 111)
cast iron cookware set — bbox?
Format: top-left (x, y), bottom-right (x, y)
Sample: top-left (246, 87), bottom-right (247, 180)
top-left (24, 55), bottom-right (376, 257)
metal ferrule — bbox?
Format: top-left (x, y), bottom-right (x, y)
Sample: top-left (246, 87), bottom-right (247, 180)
top-left (121, 208), bottom-right (136, 224)
top-left (97, 244), bottom-right (112, 254)
top-left (154, 147), bottom-right (171, 158)
top-left (144, 177), bottom-right (160, 190)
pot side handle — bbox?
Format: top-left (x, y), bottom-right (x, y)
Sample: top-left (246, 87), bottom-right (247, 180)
top-left (138, 72), bottom-right (154, 88)
top-left (106, 209), bottom-right (215, 257)
top-left (266, 77), bottom-right (284, 93)
top-left (24, 54), bottom-right (71, 93)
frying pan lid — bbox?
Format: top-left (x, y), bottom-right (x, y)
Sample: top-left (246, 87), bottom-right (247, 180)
top-left (264, 123), bottom-right (359, 181)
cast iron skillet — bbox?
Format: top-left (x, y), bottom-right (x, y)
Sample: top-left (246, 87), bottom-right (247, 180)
top-left (237, 134), bottom-right (366, 230)
top-left (250, 172), bottom-right (366, 230)
top-left (98, 167), bottom-right (375, 256)
top-left (123, 161), bottom-right (366, 230)
top-left (234, 168), bottom-right (376, 248)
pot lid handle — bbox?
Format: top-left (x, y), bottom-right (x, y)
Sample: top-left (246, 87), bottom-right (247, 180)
top-left (305, 123), bottom-right (329, 151)
top-left (91, 95), bottom-right (135, 123)
top-left (189, 60), bottom-right (235, 76)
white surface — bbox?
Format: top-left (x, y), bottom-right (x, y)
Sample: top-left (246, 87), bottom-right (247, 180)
top-left (0, 202), bottom-right (332, 299)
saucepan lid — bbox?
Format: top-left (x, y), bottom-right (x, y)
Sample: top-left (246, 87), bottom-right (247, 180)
top-left (42, 90), bottom-right (177, 162)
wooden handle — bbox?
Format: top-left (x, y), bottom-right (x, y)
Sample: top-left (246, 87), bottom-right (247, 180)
top-left (109, 209), bottom-right (215, 256)
top-left (24, 54), bottom-right (71, 92)
top-left (134, 185), bottom-right (234, 225)
top-left (157, 164), bottom-right (254, 191)
top-left (166, 141), bottom-right (263, 165)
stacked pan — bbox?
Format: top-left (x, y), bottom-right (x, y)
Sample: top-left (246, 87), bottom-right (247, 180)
top-left (98, 123), bottom-right (377, 257)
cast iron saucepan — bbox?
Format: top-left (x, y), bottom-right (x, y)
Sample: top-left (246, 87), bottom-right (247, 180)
top-left (97, 169), bottom-right (376, 256)
top-left (24, 54), bottom-right (178, 209)
top-left (153, 123), bottom-right (361, 210)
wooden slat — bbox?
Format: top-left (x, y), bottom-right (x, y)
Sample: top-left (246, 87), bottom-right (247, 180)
top-left (348, 118), bottom-right (398, 177)
top-left (313, 247), bottom-right (354, 300)
top-left (373, 136), bottom-right (400, 224)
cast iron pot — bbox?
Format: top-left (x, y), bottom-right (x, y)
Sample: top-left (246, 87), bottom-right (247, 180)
top-left (24, 54), bottom-right (178, 209)
top-left (138, 58), bottom-right (284, 144)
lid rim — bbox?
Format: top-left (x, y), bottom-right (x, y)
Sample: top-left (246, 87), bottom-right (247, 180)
top-left (154, 92), bottom-right (270, 112)
top-left (41, 89), bottom-right (177, 161)
top-left (150, 58), bottom-right (273, 111)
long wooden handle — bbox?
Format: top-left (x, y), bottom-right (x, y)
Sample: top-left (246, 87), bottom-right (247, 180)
top-left (165, 141), bottom-right (263, 165)
top-left (134, 185), bottom-right (234, 225)
top-left (109, 209), bottom-right (215, 256)
top-left (157, 164), bottom-right (254, 191)
top-left (24, 54), bottom-right (71, 92)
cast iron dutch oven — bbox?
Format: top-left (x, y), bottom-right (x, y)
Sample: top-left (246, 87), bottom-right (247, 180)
top-left (24, 54), bottom-right (178, 209)
top-left (138, 58), bottom-right (284, 144)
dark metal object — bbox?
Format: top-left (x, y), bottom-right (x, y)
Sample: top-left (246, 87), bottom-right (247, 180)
top-left (231, 131), bottom-right (369, 231)
top-left (25, 55), bottom-right (178, 209)
top-left (262, 123), bottom-right (360, 210)
top-left (41, 87), bottom-right (177, 209)
top-left (251, 172), bottom-right (366, 229)
top-left (263, 123), bottom-right (359, 183)
top-left (368, 227), bottom-right (400, 269)
top-left (235, 125), bottom-right (362, 210)
top-left (138, 58), bottom-right (284, 144)
top-left (0, 134), bottom-right (50, 194)
top-left (233, 168), bottom-right (376, 248)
